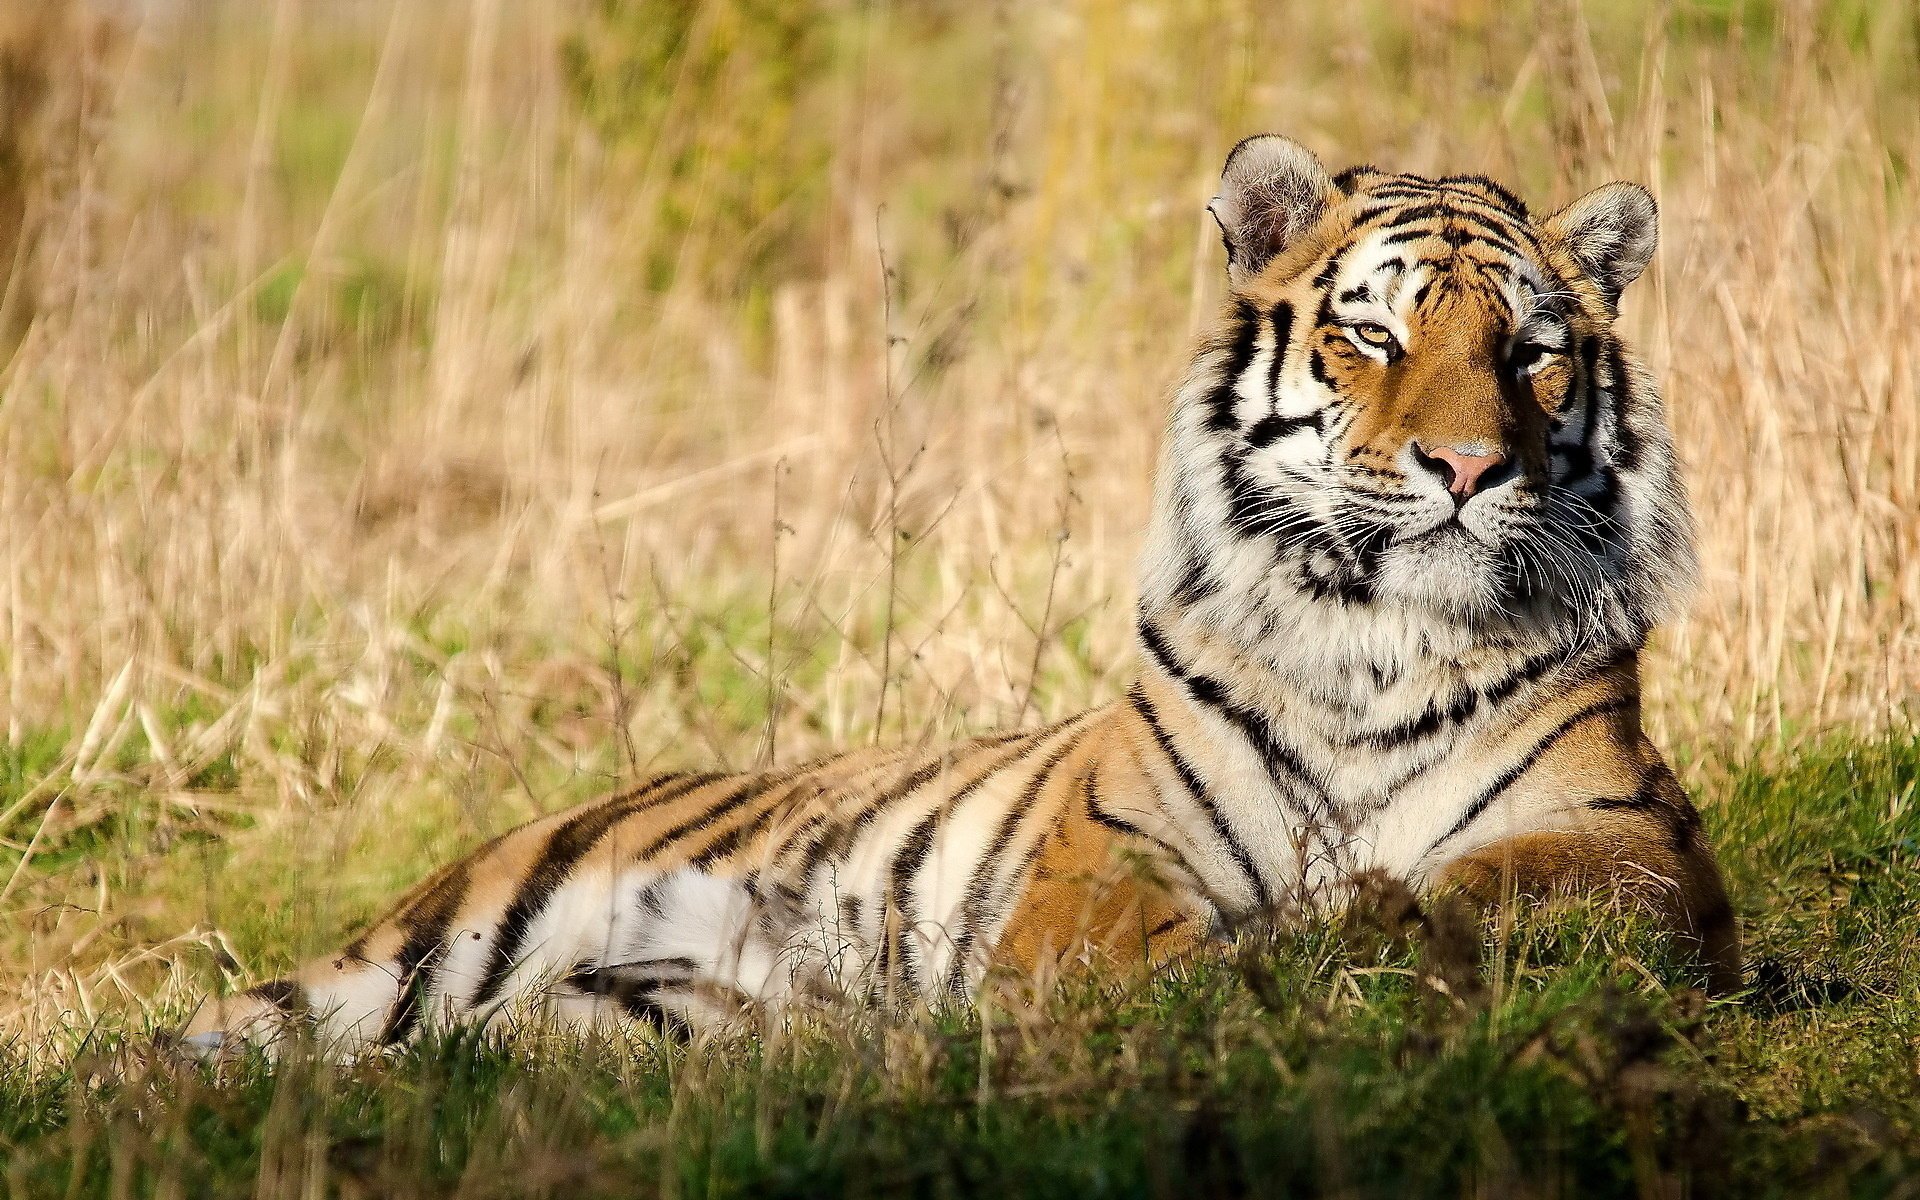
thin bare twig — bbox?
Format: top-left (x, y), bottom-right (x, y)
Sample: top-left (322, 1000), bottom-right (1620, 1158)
top-left (870, 207), bottom-right (909, 744)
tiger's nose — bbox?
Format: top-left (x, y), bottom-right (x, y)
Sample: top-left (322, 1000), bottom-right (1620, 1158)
top-left (1412, 442), bottom-right (1512, 501)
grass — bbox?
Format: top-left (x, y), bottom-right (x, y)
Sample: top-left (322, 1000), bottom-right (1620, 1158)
top-left (4, 736), bottom-right (1918, 1197)
top-left (2, 0), bottom-right (1919, 1194)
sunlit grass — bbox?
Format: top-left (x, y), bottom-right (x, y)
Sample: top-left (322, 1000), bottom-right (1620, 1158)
top-left (4, 735), bottom-right (1919, 1195)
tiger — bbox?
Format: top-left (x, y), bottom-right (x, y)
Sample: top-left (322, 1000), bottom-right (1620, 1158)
top-left (182, 134), bottom-right (1739, 1056)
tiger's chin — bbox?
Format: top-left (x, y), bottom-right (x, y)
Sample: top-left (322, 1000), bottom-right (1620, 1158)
top-left (1373, 525), bottom-right (1520, 622)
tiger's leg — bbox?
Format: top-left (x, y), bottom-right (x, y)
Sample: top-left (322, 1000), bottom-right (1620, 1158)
top-left (1435, 803), bottom-right (1740, 994)
top-left (179, 867), bottom-right (809, 1058)
top-left (179, 948), bottom-right (725, 1059)
top-left (179, 949), bottom-right (407, 1057)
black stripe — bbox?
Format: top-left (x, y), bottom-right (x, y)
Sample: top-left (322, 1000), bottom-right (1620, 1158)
top-left (686, 766), bottom-right (846, 868)
top-left (1203, 299), bottom-right (1264, 434)
top-left (1348, 649), bottom-right (1614, 808)
top-left (790, 763), bottom-right (950, 892)
top-left (1127, 682), bottom-right (1270, 909)
top-left (605, 770), bottom-right (698, 808)
top-left (1220, 440), bottom-right (1310, 544)
top-left (1422, 697), bottom-right (1635, 860)
top-left (1080, 754), bottom-right (1193, 899)
top-left (686, 795), bottom-right (789, 866)
top-left (1081, 755), bottom-right (1151, 842)
top-left (1139, 620), bottom-right (1335, 819)
top-left (884, 720), bottom-right (1086, 997)
top-left (1554, 334), bottom-right (1627, 555)
top-left (1438, 173), bottom-right (1530, 217)
top-left (1377, 183), bottom-right (1538, 235)
top-left (1587, 773), bottom-right (1664, 814)
top-left (581, 954), bottom-right (700, 975)
top-left (1310, 250), bottom-right (1344, 291)
top-left (1347, 688), bottom-right (1478, 751)
top-left (1374, 198), bottom-right (1489, 229)
top-left (1372, 200), bottom-right (1526, 239)
top-left (1375, 215), bottom-right (1529, 259)
top-left (1605, 344), bottom-right (1643, 470)
top-left (1166, 494), bottom-right (1218, 604)
top-left (1146, 915), bottom-right (1189, 944)
top-left (635, 771), bottom-right (802, 860)
top-left (1587, 772), bottom-right (1701, 856)
top-left (1482, 645), bottom-right (1571, 708)
top-left (768, 811), bottom-right (828, 867)
top-left (1671, 801), bottom-right (1706, 854)
top-left (376, 859), bottom-right (477, 1045)
top-left (1443, 222), bottom-right (1527, 258)
top-left (1295, 534), bottom-right (1371, 606)
top-left (1578, 472), bottom-right (1624, 558)
top-left (941, 729), bottom-right (1088, 995)
top-left (563, 965), bottom-right (692, 1039)
top-left (1245, 410), bottom-right (1324, 450)
top-left (1266, 301), bottom-right (1295, 403)
top-left (247, 979), bottom-right (308, 1017)
top-left (795, 757), bottom-right (953, 879)
top-left (460, 772), bottom-right (728, 1015)
top-left (1546, 336), bottom-right (1602, 486)
top-left (883, 824), bottom-right (935, 995)
top-left (784, 731), bottom-right (1036, 894)
top-left (1172, 546), bottom-right (1219, 605)
top-left (686, 817), bottom-right (757, 868)
top-left (1342, 521), bottom-right (1393, 605)
top-left (779, 729), bottom-right (1013, 890)
top-left (1363, 184), bottom-right (1443, 201)
top-left (1579, 335), bottom-right (1603, 450)
top-left (1314, 290), bottom-right (1338, 333)
top-left (1309, 347), bottom-right (1335, 391)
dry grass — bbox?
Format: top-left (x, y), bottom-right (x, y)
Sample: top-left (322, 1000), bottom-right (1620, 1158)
top-left (0, 0), bottom-right (1915, 1063)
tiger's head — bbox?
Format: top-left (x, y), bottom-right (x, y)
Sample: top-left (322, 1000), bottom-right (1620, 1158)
top-left (1142, 135), bottom-right (1694, 651)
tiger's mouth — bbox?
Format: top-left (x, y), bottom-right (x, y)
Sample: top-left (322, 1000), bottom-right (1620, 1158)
top-left (1389, 503), bottom-right (1612, 614)
top-left (1383, 486), bottom-right (1552, 552)
top-left (1369, 524), bottom-right (1511, 616)
top-left (1371, 501), bottom-right (1500, 547)
top-left (1405, 518), bottom-right (1486, 547)
top-left (1389, 520), bottom-right (1515, 572)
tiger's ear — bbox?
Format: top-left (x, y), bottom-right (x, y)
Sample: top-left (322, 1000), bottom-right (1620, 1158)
top-left (1546, 182), bottom-right (1658, 311)
top-left (1208, 135), bottom-right (1335, 287)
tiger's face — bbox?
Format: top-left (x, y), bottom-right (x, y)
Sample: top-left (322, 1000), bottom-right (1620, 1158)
top-left (1152, 136), bottom-right (1693, 639)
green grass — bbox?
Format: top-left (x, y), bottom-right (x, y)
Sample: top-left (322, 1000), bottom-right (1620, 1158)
top-left (2, 733), bottom-right (1916, 1198)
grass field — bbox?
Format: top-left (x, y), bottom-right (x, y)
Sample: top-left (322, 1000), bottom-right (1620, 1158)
top-left (2, 0), bottom-right (1918, 1194)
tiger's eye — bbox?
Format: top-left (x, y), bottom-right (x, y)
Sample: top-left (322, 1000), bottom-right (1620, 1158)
top-left (1510, 341), bottom-right (1557, 373)
top-left (1352, 322), bottom-right (1395, 348)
